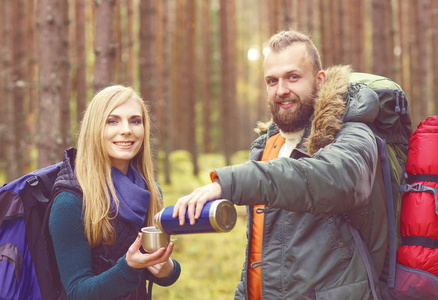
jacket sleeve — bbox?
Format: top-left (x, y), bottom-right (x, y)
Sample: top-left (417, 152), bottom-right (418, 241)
top-left (215, 121), bottom-right (378, 215)
top-left (150, 259), bottom-right (181, 287)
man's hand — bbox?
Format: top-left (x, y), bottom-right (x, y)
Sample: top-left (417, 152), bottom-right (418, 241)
top-left (172, 182), bottom-right (222, 225)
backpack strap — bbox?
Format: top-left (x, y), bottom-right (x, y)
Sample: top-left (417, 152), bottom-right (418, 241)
top-left (375, 136), bottom-right (397, 289)
top-left (399, 183), bottom-right (438, 215)
top-left (26, 173), bottom-right (53, 204)
top-left (398, 179), bottom-right (438, 249)
top-left (346, 135), bottom-right (396, 300)
top-left (402, 236), bottom-right (438, 249)
top-left (407, 174), bottom-right (438, 184)
top-left (344, 213), bottom-right (380, 300)
top-left (146, 279), bottom-right (153, 300)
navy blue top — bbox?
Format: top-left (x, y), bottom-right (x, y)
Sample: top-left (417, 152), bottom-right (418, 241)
top-left (49, 191), bottom-right (180, 300)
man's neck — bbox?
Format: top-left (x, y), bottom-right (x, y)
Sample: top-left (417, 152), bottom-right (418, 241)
top-left (278, 128), bottom-right (305, 158)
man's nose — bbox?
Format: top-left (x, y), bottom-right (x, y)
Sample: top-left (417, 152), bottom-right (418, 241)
top-left (277, 79), bottom-right (290, 96)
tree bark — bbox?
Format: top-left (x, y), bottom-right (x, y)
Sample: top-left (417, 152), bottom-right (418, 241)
top-left (37, 0), bottom-right (63, 167)
top-left (161, 0), bottom-right (173, 184)
top-left (319, 0), bottom-right (331, 67)
top-left (416, 0), bottom-right (430, 120)
top-left (219, 0), bottom-right (237, 165)
top-left (384, 0), bottom-right (395, 79)
top-left (75, 0), bottom-right (87, 123)
top-left (171, 0), bottom-right (185, 150)
top-left (201, 0), bottom-right (213, 153)
top-left (408, 0), bottom-right (420, 126)
top-left (432, 0), bottom-right (438, 113)
top-left (330, 0), bottom-right (342, 64)
top-left (10, 0), bottom-right (27, 176)
top-left (139, 0), bottom-right (159, 175)
top-left (59, 0), bottom-right (71, 150)
top-left (398, 0), bottom-right (410, 100)
top-left (186, 0), bottom-right (199, 175)
top-left (113, 0), bottom-right (122, 84)
top-left (126, 0), bottom-right (134, 85)
top-left (1, 0), bottom-right (15, 180)
top-left (350, 0), bottom-right (366, 71)
top-left (93, 0), bottom-right (115, 92)
top-left (0, 0), bottom-right (4, 178)
top-left (372, 0), bottom-right (386, 76)
top-left (340, 0), bottom-right (351, 64)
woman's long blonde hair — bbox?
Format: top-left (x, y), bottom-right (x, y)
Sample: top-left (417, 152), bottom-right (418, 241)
top-left (76, 85), bottom-right (162, 247)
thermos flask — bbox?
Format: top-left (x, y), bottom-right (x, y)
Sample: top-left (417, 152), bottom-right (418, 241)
top-left (154, 199), bottom-right (237, 235)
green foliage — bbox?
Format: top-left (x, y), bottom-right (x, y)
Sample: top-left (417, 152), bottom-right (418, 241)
top-left (154, 150), bottom-right (249, 299)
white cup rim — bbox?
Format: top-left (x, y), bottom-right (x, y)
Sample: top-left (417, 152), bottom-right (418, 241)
top-left (141, 226), bottom-right (163, 234)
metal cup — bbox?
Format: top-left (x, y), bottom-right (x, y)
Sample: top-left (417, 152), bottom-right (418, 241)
top-left (141, 226), bottom-right (169, 252)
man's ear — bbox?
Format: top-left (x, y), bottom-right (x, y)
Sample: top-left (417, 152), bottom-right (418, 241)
top-left (316, 70), bottom-right (327, 88)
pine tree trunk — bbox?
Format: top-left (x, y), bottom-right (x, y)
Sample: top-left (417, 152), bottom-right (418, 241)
top-left (432, 0), bottom-right (438, 113)
top-left (37, 0), bottom-right (63, 167)
top-left (408, 0), bottom-right (420, 126)
top-left (1, 1), bottom-right (15, 180)
top-left (113, 0), bottom-right (122, 84)
top-left (161, 0), bottom-right (173, 184)
top-left (93, 0), bottom-right (115, 93)
top-left (201, 0), bottom-right (213, 153)
top-left (171, 0), bottom-right (185, 150)
top-left (59, 0), bottom-right (71, 150)
top-left (417, 0), bottom-right (431, 121)
top-left (126, 0), bottom-right (135, 85)
top-left (186, 0), bottom-right (199, 175)
top-left (75, 0), bottom-right (87, 123)
top-left (384, 0), bottom-right (395, 79)
top-left (372, 0), bottom-right (386, 76)
top-left (139, 0), bottom-right (159, 175)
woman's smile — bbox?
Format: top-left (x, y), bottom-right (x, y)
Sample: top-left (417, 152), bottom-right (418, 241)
top-left (104, 97), bottom-right (145, 174)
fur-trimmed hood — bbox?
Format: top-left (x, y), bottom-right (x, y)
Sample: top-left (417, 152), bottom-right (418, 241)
top-left (255, 65), bottom-right (379, 156)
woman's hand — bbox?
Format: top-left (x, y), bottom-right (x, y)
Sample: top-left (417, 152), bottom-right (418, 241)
top-left (125, 234), bottom-right (174, 278)
top-left (147, 258), bottom-right (175, 278)
top-left (172, 182), bottom-right (222, 225)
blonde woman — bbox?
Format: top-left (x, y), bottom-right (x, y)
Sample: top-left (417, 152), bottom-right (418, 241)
top-left (49, 85), bottom-right (180, 299)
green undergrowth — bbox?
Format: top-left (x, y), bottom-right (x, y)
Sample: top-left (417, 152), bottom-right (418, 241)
top-left (154, 150), bottom-right (249, 299)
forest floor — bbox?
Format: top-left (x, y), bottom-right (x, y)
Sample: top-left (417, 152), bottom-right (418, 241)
top-left (154, 150), bottom-right (249, 300)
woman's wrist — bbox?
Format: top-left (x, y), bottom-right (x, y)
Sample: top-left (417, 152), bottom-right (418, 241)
top-left (154, 258), bottom-right (175, 278)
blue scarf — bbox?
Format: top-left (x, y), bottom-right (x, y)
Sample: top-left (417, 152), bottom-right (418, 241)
top-left (110, 166), bottom-right (150, 230)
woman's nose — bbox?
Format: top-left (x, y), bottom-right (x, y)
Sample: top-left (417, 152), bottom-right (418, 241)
top-left (120, 121), bottom-right (132, 135)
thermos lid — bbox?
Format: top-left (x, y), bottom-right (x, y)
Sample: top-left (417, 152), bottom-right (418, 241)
top-left (209, 199), bottom-right (237, 232)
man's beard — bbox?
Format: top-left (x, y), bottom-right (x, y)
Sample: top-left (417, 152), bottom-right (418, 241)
top-left (268, 83), bottom-right (319, 133)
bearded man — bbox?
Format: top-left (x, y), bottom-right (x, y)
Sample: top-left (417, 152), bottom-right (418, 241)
top-left (173, 29), bottom-right (387, 300)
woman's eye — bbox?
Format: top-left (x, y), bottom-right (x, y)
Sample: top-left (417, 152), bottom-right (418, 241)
top-left (106, 119), bottom-right (117, 125)
top-left (131, 118), bottom-right (143, 125)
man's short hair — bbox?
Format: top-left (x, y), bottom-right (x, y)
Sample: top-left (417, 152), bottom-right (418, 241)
top-left (267, 29), bottom-right (322, 75)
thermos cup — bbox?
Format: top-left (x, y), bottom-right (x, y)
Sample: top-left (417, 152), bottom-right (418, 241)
top-left (154, 199), bottom-right (237, 235)
top-left (141, 226), bottom-right (169, 252)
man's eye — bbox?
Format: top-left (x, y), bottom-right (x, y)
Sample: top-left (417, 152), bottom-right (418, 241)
top-left (289, 75), bottom-right (298, 80)
top-left (267, 79), bottom-right (277, 85)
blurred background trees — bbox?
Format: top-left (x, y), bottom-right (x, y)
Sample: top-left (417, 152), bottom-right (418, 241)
top-left (1, 0), bottom-right (437, 183)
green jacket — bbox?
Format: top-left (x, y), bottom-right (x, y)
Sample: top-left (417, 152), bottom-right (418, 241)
top-left (215, 66), bottom-right (387, 299)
